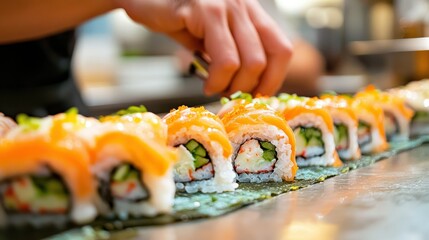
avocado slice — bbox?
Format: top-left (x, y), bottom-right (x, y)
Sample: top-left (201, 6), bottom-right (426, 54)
top-left (112, 164), bottom-right (130, 182)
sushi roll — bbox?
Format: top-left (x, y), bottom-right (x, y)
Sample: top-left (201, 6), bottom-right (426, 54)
top-left (221, 102), bottom-right (297, 182)
top-left (0, 110), bottom-right (97, 227)
top-left (278, 94), bottom-right (341, 167)
top-left (85, 106), bottom-right (177, 218)
top-left (218, 91), bottom-right (253, 118)
top-left (320, 95), bottom-right (361, 160)
top-left (351, 99), bottom-right (388, 154)
top-left (355, 85), bottom-right (414, 141)
top-left (389, 80), bottom-right (429, 136)
top-left (0, 113), bottom-right (16, 138)
top-left (163, 106), bottom-right (237, 193)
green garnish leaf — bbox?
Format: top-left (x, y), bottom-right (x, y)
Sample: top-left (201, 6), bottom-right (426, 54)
top-left (66, 107), bottom-right (78, 116)
top-left (230, 91), bottom-right (252, 102)
top-left (321, 90), bottom-right (338, 96)
top-left (115, 105), bottom-right (148, 116)
top-left (16, 114), bottom-right (42, 131)
top-left (277, 93), bottom-right (305, 103)
top-left (64, 107), bottom-right (79, 121)
top-left (220, 97), bottom-right (230, 105)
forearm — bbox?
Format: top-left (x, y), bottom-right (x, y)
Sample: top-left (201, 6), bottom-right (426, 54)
top-left (0, 0), bottom-right (118, 44)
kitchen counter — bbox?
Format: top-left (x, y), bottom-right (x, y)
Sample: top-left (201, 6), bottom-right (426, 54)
top-left (104, 144), bottom-right (429, 240)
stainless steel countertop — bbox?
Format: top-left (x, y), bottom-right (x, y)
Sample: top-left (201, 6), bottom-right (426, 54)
top-left (112, 144), bottom-right (429, 240)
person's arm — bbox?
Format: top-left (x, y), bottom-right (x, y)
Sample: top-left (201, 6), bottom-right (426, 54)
top-left (0, 0), bottom-right (117, 44)
top-left (1, 0), bottom-right (293, 96)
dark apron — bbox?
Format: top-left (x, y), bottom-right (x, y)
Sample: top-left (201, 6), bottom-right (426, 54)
top-left (0, 30), bottom-right (88, 118)
top-left (0, 76), bottom-right (88, 118)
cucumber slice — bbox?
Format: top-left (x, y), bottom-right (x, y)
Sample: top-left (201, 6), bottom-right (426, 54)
top-left (32, 177), bottom-right (48, 194)
top-left (334, 126), bottom-right (340, 145)
top-left (334, 124), bottom-right (348, 145)
top-left (295, 131), bottom-right (307, 155)
top-left (193, 145), bottom-right (207, 157)
top-left (260, 141), bottom-right (275, 150)
top-left (358, 121), bottom-right (369, 129)
top-left (304, 127), bottom-right (322, 139)
top-left (113, 164), bottom-right (130, 182)
top-left (262, 150), bottom-right (276, 161)
top-left (126, 170), bottom-right (139, 180)
top-left (46, 180), bottom-right (65, 194)
top-left (307, 137), bottom-right (324, 147)
top-left (185, 139), bottom-right (199, 152)
top-left (293, 127), bottom-right (302, 136)
top-left (194, 156), bottom-right (210, 169)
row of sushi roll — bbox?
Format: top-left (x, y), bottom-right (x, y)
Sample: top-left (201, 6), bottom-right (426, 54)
top-left (0, 84), bottom-right (418, 228)
top-left (0, 107), bottom-right (177, 227)
top-left (219, 85), bottom-right (414, 166)
top-left (389, 79), bottom-right (429, 135)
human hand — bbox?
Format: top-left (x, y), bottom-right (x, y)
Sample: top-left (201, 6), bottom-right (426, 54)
top-left (117, 0), bottom-right (293, 96)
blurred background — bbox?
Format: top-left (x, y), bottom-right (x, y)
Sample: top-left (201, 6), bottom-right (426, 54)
top-left (72, 0), bottom-right (429, 115)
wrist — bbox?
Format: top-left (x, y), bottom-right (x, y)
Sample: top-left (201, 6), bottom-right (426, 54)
top-left (111, 0), bottom-right (129, 10)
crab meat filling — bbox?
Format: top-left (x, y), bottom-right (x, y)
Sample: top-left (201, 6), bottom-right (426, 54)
top-left (0, 174), bottom-right (69, 214)
top-left (234, 139), bottom-right (277, 174)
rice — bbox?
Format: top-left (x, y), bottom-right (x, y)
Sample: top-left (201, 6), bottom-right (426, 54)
top-left (288, 113), bottom-right (336, 167)
top-left (357, 111), bottom-right (386, 154)
top-left (330, 109), bottom-right (361, 160)
top-left (382, 105), bottom-right (410, 141)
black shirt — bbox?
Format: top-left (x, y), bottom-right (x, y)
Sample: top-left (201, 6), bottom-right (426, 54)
top-left (0, 30), bottom-right (87, 117)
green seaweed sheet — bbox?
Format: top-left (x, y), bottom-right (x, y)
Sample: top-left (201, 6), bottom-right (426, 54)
top-left (3, 136), bottom-right (429, 240)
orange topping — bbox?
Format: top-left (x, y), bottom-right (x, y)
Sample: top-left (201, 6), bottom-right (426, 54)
top-left (93, 132), bottom-right (176, 176)
top-left (320, 95), bottom-right (358, 123)
top-left (0, 135), bottom-right (94, 202)
top-left (355, 85), bottom-right (414, 120)
top-left (281, 99), bottom-right (335, 133)
top-left (95, 112), bottom-right (176, 175)
top-left (164, 106), bottom-right (232, 158)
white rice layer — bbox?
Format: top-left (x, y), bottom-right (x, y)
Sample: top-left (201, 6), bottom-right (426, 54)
top-left (169, 126), bottom-right (237, 193)
top-left (382, 105), bottom-right (410, 141)
top-left (228, 125), bottom-right (294, 182)
top-left (331, 110), bottom-right (361, 160)
top-left (288, 113), bottom-right (336, 167)
top-left (357, 113), bottom-right (385, 154)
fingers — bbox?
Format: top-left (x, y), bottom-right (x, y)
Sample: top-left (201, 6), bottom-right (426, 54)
top-left (168, 30), bottom-right (204, 52)
top-left (177, 0), bottom-right (292, 96)
top-left (203, 2), bottom-right (239, 95)
top-left (225, 0), bottom-right (266, 96)
top-left (245, 0), bottom-right (293, 96)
